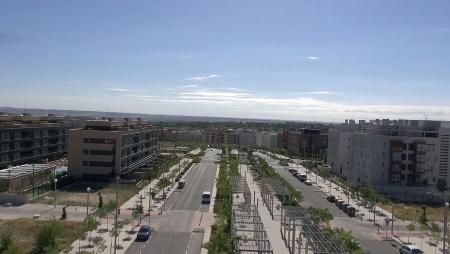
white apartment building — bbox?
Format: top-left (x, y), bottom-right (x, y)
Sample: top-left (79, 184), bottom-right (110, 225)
top-left (328, 119), bottom-right (450, 202)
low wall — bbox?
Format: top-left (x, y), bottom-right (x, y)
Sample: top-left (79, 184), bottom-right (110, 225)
top-left (0, 193), bottom-right (29, 206)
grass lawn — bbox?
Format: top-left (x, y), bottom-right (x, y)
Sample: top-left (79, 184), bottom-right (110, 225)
top-left (380, 202), bottom-right (445, 222)
top-left (31, 183), bottom-right (139, 207)
top-left (0, 219), bottom-right (83, 253)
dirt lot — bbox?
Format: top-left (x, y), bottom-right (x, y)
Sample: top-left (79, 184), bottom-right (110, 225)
top-left (0, 219), bottom-right (83, 253)
top-left (31, 183), bottom-right (139, 207)
top-left (380, 202), bottom-right (444, 222)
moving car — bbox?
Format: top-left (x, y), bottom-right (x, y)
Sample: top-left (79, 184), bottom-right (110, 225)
top-left (326, 195), bottom-right (336, 203)
top-left (136, 225), bottom-right (151, 241)
top-left (298, 174), bottom-right (307, 182)
top-left (202, 191), bottom-right (211, 204)
top-left (399, 245), bottom-right (423, 254)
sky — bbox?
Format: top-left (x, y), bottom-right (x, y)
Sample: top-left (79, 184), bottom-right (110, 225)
top-left (1, 0), bottom-right (450, 122)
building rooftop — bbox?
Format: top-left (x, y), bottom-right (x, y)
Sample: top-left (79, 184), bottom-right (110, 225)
top-left (0, 164), bottom-right (56, 180)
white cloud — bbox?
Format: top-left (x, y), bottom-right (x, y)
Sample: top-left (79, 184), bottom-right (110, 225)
top-left (185, 74), bottom-right (222, 81)
top-left (180, 84), bottom-right (198, 88)
top-left (305, 56), bottom-right (319, 60)
top-left (113, 86), bottom-right (450, 121)
top-left (304, 91), bottom-right (340, 95)
top-left (108, 88), bottom-right (129, 92)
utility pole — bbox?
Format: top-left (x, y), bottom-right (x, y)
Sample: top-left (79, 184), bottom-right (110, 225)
top-left (148, 187), bottom-right (151, 227)
top-left (444, 193), bottom-right (449, 253)
top-left (114, 176), bottom-right (119, 254)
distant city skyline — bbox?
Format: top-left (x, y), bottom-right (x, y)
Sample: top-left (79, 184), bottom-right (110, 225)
top-left (1, 1), bottom-right (450, 122)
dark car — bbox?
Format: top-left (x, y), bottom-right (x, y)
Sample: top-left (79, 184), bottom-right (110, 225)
top-left (326, 195), bottom-right (336, 203)
top-left (293, 172), bottom-right (299, 177)
top-left (136, 225), bottom-right (151, 241)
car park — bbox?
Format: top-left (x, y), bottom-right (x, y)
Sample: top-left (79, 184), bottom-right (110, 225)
top-left (136, 225), bottom-right (151, 241)
top-left (399, 245), bottom-right (423, 254)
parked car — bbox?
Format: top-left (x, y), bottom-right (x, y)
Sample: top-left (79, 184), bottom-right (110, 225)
top-left (201, 191), bottom-right (211, 204)
top-left (177, 180), bottom-right (186, 189)
top-left (336, 199), bottom-right (343, 209)
top-left (288, 168), bottom-right (296, 174)
top-left (298, 174), bottom-right (307, 182)
top-left (136, 225), bottom-right (151, 241)
top-left (341, 203), bottom-right (350, 213)
top-left (347, 206), bottom-right (356, 217)
top-left (293, 172), bottom-right (299, 177)
top-left (305, 179), bottom-right (313, 185)
top-left (326, 195), bottom-right (336, 203)
top-left (399, 245), bottom-right (423, 254)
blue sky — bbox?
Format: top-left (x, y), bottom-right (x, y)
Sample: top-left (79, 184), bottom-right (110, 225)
top-left (1, 0), bottom-right (450, 122)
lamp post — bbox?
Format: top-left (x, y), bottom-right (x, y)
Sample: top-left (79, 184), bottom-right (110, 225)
top-left (444, 200), bottom-right (449, 253)
top-left (54, 178), bottom-right (58, 208)
top-left (86, 187), bottom-right (91, 218)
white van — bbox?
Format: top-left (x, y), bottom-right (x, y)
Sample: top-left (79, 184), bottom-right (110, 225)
top-left (201, 191), bottom-right (211, 204)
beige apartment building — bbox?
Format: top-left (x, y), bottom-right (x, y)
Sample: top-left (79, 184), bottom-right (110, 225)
top-left (68, 119), bottom-right (158, 179)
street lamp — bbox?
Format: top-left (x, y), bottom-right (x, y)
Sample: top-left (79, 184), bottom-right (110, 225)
top-left (86, 187), bottom-right (91, 218)
top-left (54, 178), bottom-right (58, 208)
top-left (444, 201), bottom-right (449, 253)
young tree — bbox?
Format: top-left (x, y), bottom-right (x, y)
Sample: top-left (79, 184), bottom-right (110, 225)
top-left (85, 216), bottom-right (100, 248)
top-left (429, 222), bottom-right (442, 252)
top-left (0, 229), bottom-right (14, 253)
top-left (32, 220), bottom-right (63, 254)
top-left (132, 203), bottom-right (144, 225)
top-left (406, 223), bottom-right (416, 244)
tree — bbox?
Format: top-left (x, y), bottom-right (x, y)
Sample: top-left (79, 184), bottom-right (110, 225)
top-left (429, 222), bottom-right (442, 253)
top-left (102, 201), bottom-right (117, 231)
top-left (132, 203), bottom-right (144, 225)
top-left (307, 207), bottom-right (333, 227)
top-left (84, 216), bottom-right (100, 248)
top-left (0, 229), bottom-right (13, 253)
top-left (419, 206), bottom-right (428, 225)
top-left (406, 223), bottom-right (415, 244)
top-left (32, 220), bottom-right (63, 254)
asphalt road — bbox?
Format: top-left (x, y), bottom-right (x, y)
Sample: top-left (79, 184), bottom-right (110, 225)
top-left (257, 152), bottom-right (399, 254)
top-left (126, 149), bottom-right (219, 254)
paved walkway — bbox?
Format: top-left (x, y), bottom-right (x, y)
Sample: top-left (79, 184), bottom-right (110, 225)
top-left (240, 164), bottom-right (289, 254)
top-left (64, 158), bottom-right (193, 254)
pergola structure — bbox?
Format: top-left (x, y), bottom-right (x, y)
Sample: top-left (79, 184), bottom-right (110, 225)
top-left (231, 204), bottom-right (273, 253)
top-left (230, 176), bottom-right (252, 205)
top-left (280, 206), bottom-right (345, 254)
top-left (260, 177), bottom-right (291, 220)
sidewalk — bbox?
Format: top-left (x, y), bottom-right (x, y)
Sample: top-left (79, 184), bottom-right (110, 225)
top-left (64, 158), bottom-right (193, 254)
top-left (288, 159), bottom-right (440, 254)
top-left (240, 164), bottom-right (289, 254)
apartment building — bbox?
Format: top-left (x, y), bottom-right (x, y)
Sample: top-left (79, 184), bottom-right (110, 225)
top-left (159, 128), bottom-right (204, 143)
top-left (0, 114), bottom-right (80, 169)
top-left (204, 128), bottom-right (238, 145)
top-left (256, 131), bottom-right (278, 149)
top-left (287, 128), bottom-right (328, 156)
top-left (328, 119), bottom-right (450, 201)
top-left (68, 119), bottom-right (158, 179)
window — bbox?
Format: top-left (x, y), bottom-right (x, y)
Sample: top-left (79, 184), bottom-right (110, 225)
top-left (409, 144), bottom-right (415, 151)
top-left (83, 138), bottom-right (115, 144)
top-left (89, 149), bottom-right (114, 155)
top-left (401, 154), bottom-right (407, 160)
top-left (83, 149), bottom-right (88, 154)
top-left (89, 161), bottom-right (114, 167)
top-left (82, 161), bottom-right (88, 166)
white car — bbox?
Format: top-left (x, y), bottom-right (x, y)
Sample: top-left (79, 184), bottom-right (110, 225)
top-left (305, 180), bottom-right (313, 185)
top-left (399, 245), bottom-right (423, 254)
